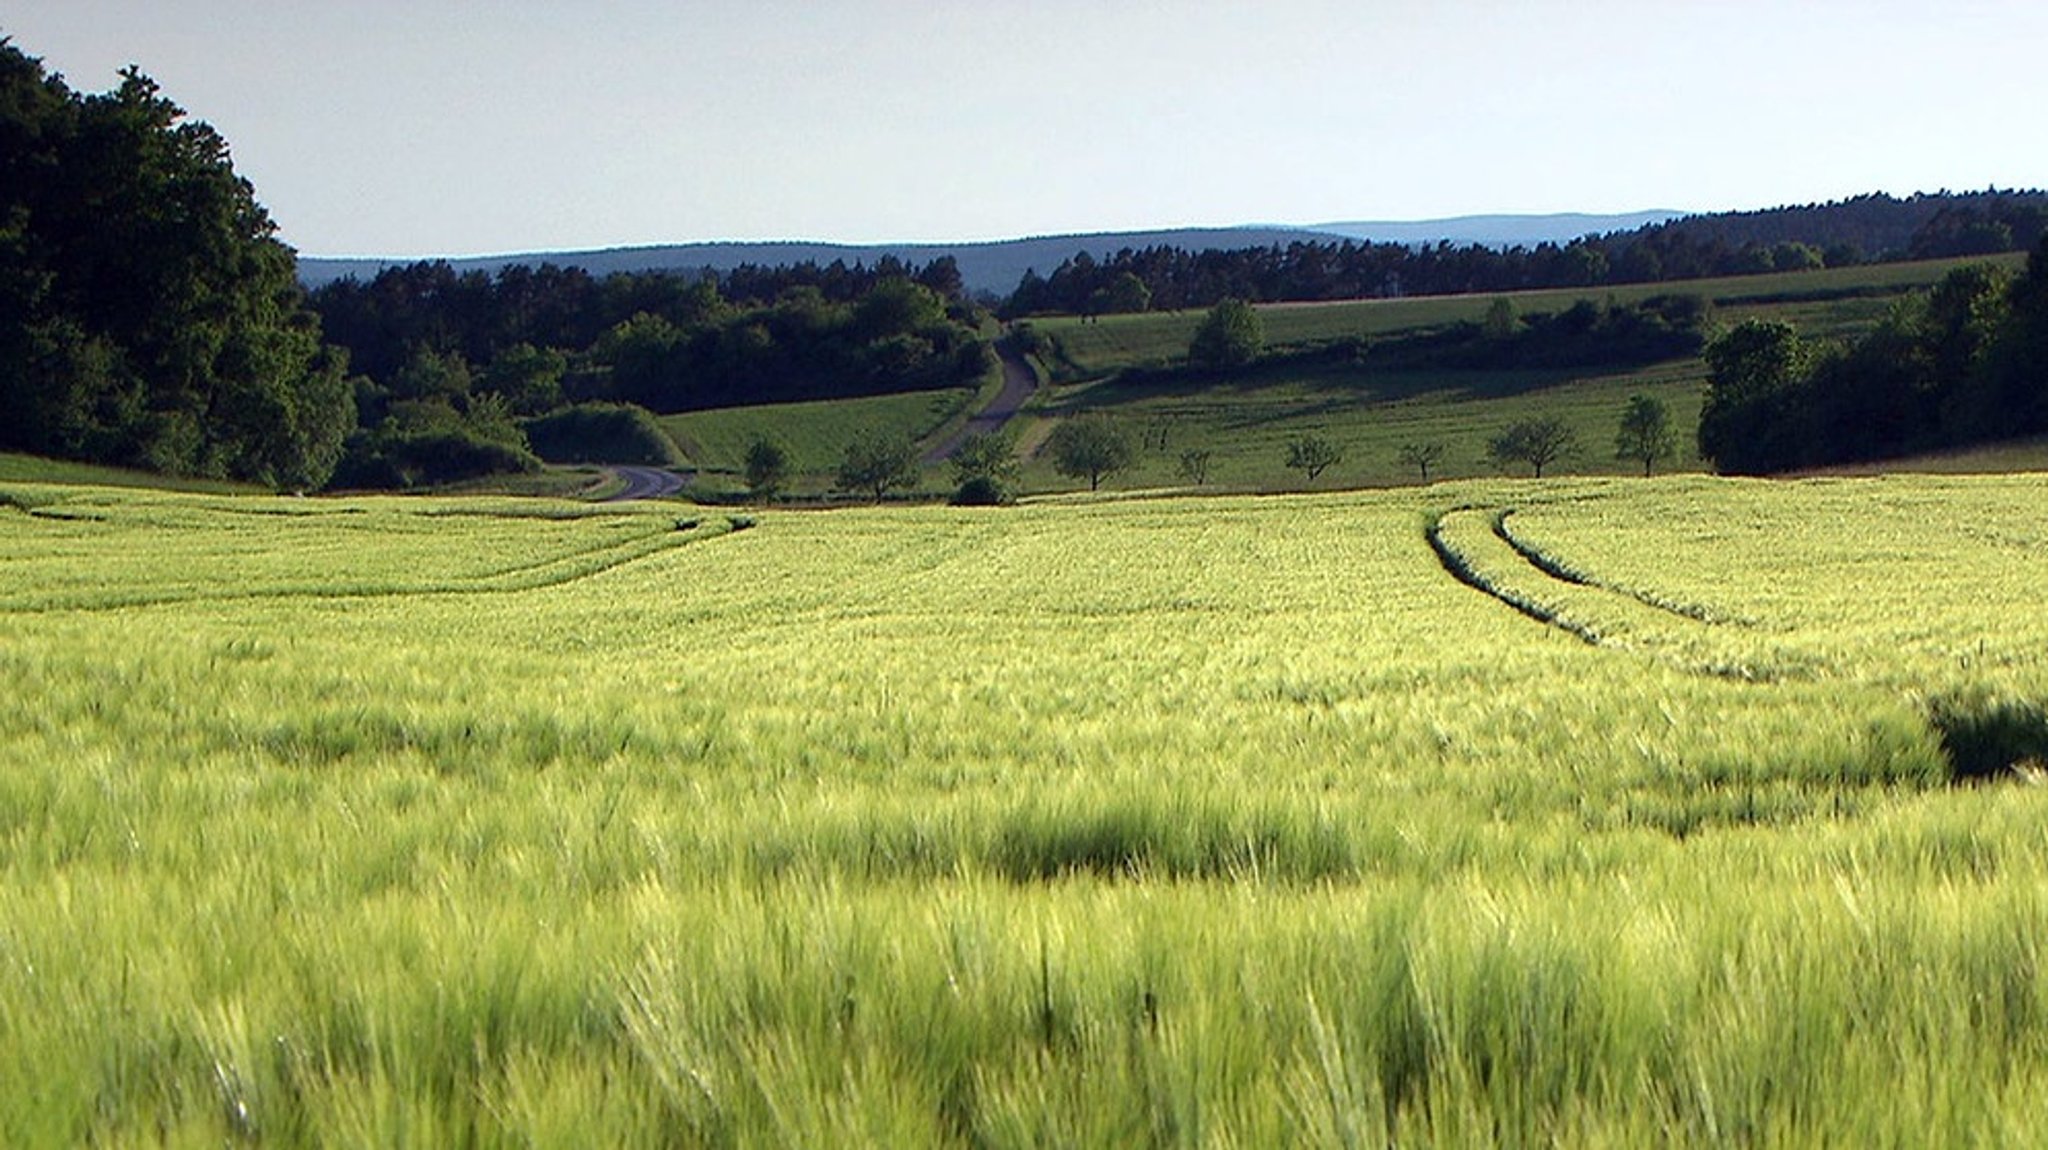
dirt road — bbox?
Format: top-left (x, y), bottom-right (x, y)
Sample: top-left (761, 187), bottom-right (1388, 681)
top-left (922, 341), bottom-right (1039, 464)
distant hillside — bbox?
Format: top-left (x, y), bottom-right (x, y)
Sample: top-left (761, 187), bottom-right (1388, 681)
top-left (297, 216), bottom-right (1698, 297)
top-left (297, 228), bottom-right (1341, 298)
top-left (1308, 211), bottom-right (1685, 247)
top-left (299, 193), bottom-right (2048, 308)
top-left (1637, 191), bottom-right (2048, 261)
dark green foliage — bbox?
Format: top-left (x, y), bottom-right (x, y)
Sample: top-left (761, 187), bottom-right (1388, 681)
top-left (1188, 298), bottom-right (1263, 370)
top-left (313, 262), bottom-right (991, 418)
top-left (330, 426), bottom-right (540, 490)
top-left (1488, 416), bottom-right (1578, 478)
top-left (1926, 692), bottom-right (2048, 782)
top-left (523, 403), bottom-right (684, 466)
top-left (835, 430), bottom-right (920, 501)
top-left (1284, 434), bottom-right (1342, 482)
top-left (0, 42), bottom-right (353, 489)
top-left (1177, 449), bottom-right (1213, 485)
top-left (1697, 252), bottom-right (2048, 473)
top-left (743, 435), bottom-right (791, 500)
top-left (1375, 295), bottom-right (1709, 372)
top-left (1001, 191), bottom-right (2046, 316)
top-left (950, 475), bottom-right (1009, 506)
top-left (1045, 418), bottom-right (1134, 491)
top-left (481, 343), bottom-right (567, 416)
top-left (1697, 320), bottom-right (1811, 474)
top-left (1615, 394), bottom-right (1676, 475)
top-left (948, 430), bottom-right (1020, 491)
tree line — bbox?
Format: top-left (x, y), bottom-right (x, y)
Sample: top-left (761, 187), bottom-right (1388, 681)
top-left (1001, 191), bottom-right (2048, 317)
top-left (1698, 240), bottom-right (2048, 474)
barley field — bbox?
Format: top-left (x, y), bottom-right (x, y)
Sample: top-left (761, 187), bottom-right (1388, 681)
top-left (3, 474), bottom-right (2047, 1145)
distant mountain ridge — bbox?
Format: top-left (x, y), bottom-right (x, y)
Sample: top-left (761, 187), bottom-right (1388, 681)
top-left (297, 228), bottom-right (1335, 298)
top-left (295, 214), bottom-right (1685, 297)
top-left (1308, 211), bottom-right (1685, 247)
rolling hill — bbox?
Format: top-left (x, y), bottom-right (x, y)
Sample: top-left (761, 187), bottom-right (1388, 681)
top-left (294, 213), bottom-right (1689, 296)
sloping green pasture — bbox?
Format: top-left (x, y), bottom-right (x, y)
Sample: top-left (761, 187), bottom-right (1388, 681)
top-left (1001, 255), bottom-right (2034, 495)
top-left (1021, 358), bottom-right (1707, 490)
top-left (661, 386), bottom-right (980, 484)
top-left (4, 476), bottom-right (2048, 1144)
top-left (1036, 254), bottom-right (2033, 376)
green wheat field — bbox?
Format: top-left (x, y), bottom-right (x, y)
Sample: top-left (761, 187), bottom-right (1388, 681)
top-left (5, 474), bottom-right (2048, 1145)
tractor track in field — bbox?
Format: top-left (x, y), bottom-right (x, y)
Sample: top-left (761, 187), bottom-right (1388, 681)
top-left (1425, 504), bottom-right (1799, 681)
top-left (0, 520), bottom-right (737, 616)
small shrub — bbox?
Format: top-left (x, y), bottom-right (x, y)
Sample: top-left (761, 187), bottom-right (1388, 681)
top-left (950, 476), bottom-right (1010, 506)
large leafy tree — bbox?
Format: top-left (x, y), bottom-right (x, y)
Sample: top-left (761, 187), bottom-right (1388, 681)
top-left (0, 40), bottom-right (351, 488)
top-left (1188, 297), bottom-right (1263, 370)
top-left (1488, 415), bottom-right (1578, 478)
top-left (1046, 417), bottom-right (1133, 491)
top-left (1614, 394), bottom-right (1676, 475)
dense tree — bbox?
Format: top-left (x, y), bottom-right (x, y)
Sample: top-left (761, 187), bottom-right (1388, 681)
top-left (1188, 298), bottom-right (1263, 370)
top-left (1615, 394), bottom-right (1676, 475)
top-left (1045, 418), bottom-right (1134, 491)
top-left (0, 41), bottom-right (354, 488)
top-left (1284, 434), bottom-right (1342, 482)
top-left (999, 191), bottom-right (2047, 319)
top-left (947, 429), bottom-right (1019, 504)
top-left (1697, 320), bottom-right (1810, 474)
top-left (948, 430), bottom-right (1020, 490)
top-left (481, 343), bottom-right (567, 416)
top-left (835, 430), bottom-right (920, 502)
top-left (1489, 416), bottom-right (1578, 478)
top-left (743, 435), bottom-right (791, 500)
top-left (1694, 252), bottom-right (2048, 474)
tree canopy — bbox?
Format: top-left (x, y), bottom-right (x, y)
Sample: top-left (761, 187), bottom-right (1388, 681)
top-left (1188, 298), bottom-right (1263, 370)
top-left (835, 430), bottom-right (920, 502)
top-left (1696, 250), bottom-right (2048, 474)
top-left (1488, 416), bottom-right (1578, 478)
top-left (0, 41), bottom-right (352, 489)
top-left (1615, 394), bottom-right (1676, 476)
top-left (1045, 418), bottom-right (1134, 491)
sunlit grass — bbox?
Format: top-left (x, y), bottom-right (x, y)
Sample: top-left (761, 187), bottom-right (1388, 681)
top-left (5, 476), bottom-right (2048, 1143)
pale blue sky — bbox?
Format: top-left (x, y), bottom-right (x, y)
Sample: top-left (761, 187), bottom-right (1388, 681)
top-left (6, 0), bottom-right (2044, 257)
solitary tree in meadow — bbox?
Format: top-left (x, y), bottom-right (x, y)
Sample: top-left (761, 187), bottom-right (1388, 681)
top-left (744, 436), bottom-right (791, 500)
top-left (835, 430), bottom-right (920, 502)
top-left (1188, 298), bottom-right (1264, 370)
top-left (1284, 434), bottom-right (1342, 482)
top-left (1488, 416), bottom-right (1578, 478)
top-left (1177, 449), bottom-right (1213, 485)
top-left (1398, 441), bottom-right (1447, 482)
top-left (948, 430), bottom-right (1020, 504)
top-left (1046, 417), bottom-right (1134, 491)
top-left (1615, 394), bottom-right (1676, 475)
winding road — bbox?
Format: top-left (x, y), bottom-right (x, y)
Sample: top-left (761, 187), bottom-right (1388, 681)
top-left (921, 340), bottom-right (1040, 464)
top-left (598, 340), bottom-right (1037, 500)
top-left (605, 465), bottom-right (686, 501)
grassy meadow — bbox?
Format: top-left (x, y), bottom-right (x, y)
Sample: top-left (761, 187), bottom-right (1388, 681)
top-left (982, 254), bottom-right (2036, 495)
top-left (4, 473), bottom-right (2048, 1144)
top-left (1032, 254), bottom-right (2034, 378)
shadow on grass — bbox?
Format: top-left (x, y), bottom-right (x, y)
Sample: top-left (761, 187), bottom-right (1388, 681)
top-left (1926, 692), bottom-right (2048, 782)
